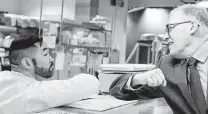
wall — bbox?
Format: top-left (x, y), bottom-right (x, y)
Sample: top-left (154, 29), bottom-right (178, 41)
top-left (75, 0), bottom-right (99, 22)
top-left (126, 8), bottom-right (171, 63)
top-left (138, 8), bottom-right (170, 33)
top-left (99, 0), bottom-right (128, 63)
top-left (19, 0), bottom-right (75, 20)
top-left (75, 0), bottom-right (91, 22)
top-left (98, 0), bottom-right (115, 35)
top-left (0, 0), bottom-right (21, 14)
top-left (128, 0), bottom-right (189, 7)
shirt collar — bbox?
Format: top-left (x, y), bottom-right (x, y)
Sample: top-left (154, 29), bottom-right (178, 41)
top-left (11, 71), bottom-right (36, 81)
top-left (192, 40), bottom-right (208, 63)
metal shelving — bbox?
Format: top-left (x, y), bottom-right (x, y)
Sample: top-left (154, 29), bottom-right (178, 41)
top-left (62, 44), bottom-right (110, 53)
top-left (0, 25), bottom-right (39, 37)
top-left (0, 25), bottom-right (17, 33)
top-left (43, 19), bottom-right (111, 32)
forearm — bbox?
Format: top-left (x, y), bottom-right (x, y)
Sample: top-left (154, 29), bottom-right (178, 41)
top-left (113, 57), bottom-right (165, 100)
top-left (125, 75), bottom-right (162, 99)
top-left (25, 74), bottom-right (100, 113)
top-left (109, 73), bottom-right (157, 101)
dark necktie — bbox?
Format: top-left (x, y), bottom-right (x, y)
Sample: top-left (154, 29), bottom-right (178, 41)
top-left (205, 61), bottom-right (208, 113)
top-left (187, 57), bottom-right (207, 114)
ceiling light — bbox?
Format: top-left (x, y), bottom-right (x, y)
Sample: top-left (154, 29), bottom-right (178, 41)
top-left (197, 1), bottom-right (208, 8)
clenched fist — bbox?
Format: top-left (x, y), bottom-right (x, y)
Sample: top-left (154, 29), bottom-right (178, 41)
top-left (132, 68), bottom-right (167, 87)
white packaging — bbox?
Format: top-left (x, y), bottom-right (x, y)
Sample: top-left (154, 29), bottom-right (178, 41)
top-left (55, 52), bottom-right (65, 70)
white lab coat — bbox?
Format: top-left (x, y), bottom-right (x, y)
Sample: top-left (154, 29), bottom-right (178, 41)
top-left (0, 71), bottom-right (100, 114)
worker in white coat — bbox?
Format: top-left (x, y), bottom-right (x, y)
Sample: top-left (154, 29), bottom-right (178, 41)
top-left (0, 35), bottom-right (99, 114)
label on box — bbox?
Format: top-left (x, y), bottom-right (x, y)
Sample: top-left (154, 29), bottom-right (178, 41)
top-left (55, 52), bottom-right (65, 70)
top-left (43, 36), bottom-right (56, 49)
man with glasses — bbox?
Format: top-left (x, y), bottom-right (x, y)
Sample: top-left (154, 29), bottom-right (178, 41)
top-left (110, 4), bottom-right (208, 114)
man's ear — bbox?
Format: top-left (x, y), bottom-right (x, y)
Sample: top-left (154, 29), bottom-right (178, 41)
top-left (190, 22), bottom-right (199, 36)
top-left (21, 58), bottom-right (34, 69)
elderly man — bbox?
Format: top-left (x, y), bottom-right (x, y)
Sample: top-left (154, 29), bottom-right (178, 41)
top-left (110, 4), bottom-right (207, 114)
top-left (0, 35), bottom-right (99, 114)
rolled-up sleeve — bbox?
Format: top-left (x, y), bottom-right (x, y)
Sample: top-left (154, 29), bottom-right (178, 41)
top-left (25, 74), bottom-right (100, 113)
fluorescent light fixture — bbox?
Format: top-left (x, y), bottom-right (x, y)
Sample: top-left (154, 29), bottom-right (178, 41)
top-left (197, 1), bottom-right (208, 8)
top-left (128, 7), bottom-right (145, 13)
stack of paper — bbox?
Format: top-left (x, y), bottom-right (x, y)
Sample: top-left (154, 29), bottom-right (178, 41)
top-left (100, 64), bottom-right (156, 73)
top-left (66, 95), bottom-right (137, 112)
top-left (153, 106), bottom-right (173, 114)
top-left (35, 109), bottom-right (70, 114)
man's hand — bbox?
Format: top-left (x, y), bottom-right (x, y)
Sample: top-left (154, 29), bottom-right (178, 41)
top-left (132, 68), bottom-right (167, 87)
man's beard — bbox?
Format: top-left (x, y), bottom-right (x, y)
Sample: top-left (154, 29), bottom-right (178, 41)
top-left (32, 59), bottom-right (54, 79)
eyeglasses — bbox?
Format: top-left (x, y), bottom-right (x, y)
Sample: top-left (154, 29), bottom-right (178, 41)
top-left (166, 21), bottom-right (192, 37)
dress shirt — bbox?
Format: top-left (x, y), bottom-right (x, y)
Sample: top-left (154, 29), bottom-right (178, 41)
top-left (126, 41), bottom-right (208, 101)
top-left (192, 41), bottom-right (208, 101)
top-left (0, 71), bottom-right (100, 114)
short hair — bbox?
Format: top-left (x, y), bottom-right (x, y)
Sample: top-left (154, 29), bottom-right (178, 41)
top-left (174, 4), bottom-right (208, 28)
top-left (9, 35), bottom-right (43, 65)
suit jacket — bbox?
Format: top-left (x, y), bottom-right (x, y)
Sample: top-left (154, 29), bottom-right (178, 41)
top-left (109, 55), bottom-right (207, 114)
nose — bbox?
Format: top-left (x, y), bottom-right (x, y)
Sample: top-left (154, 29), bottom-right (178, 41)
top-left (49, 55), bottom-right (54, 64)
top-left (163, 32), bottom-right (169, 41)
top-left (163, 32), bottom-right (173, 43)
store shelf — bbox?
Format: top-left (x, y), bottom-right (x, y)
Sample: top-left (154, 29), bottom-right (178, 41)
top-left (43, 19), bottom-right (111, 32)
top-left (69, 63), bottom-right (85, 67)
top-left (0, 25), bottom-right (38, 37)
top-left (62, 44), bottom-right (110, 52)
top-left (69, 44), bottom-right (110, 49)
top-left (0, 25), bottom-right (17, 33)
top-left (82, 22), bottom-right (104, 31)
top-left (62, 20), bottom-right (84, 29)
top-left (43, 20), bottom-right (83, 28)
